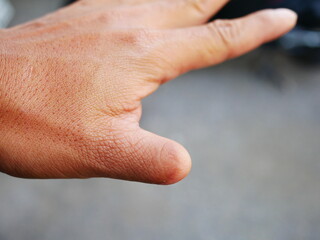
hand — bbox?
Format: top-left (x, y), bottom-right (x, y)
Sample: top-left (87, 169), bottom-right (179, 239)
top-left (0, 0), bottom-right (297, 184)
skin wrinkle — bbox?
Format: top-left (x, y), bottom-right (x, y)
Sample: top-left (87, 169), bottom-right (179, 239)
top-left (0, 0), bottom-right (297, 184)
top-left (189, 0), bottom-right (210, 16)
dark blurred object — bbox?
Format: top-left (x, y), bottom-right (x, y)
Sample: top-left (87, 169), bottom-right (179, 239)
top-left (215, 0), bottom-right (320, 63)
top-left (65, 0), bottom-right (75, 6)
top-left (215, 0), bottom-right (320, 28)
top-left (278, 28), bottom-right (320, 63)
top-left (0, 0), bottom-right (14, 28)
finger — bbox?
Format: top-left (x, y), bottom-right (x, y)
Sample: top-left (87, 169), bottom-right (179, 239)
top-left (146, 0), bottom-right (230, 28)
top-left (37, 0), bottom-right (154, 29)
top-left (64, 0), bottom-right (229, 30)
top-left (79, 0), bottom-right (229, 29)
top-left (157, 9), bottom-right (297, 78)
top-left (79, 0), bottom-right (151, 6)
top-left (91, 128), bottom-right (192, 185)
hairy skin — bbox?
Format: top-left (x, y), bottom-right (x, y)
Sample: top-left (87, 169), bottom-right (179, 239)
top-left (0, 0), bottom-right (297, 184)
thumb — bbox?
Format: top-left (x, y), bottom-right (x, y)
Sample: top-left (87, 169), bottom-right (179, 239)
top-left (91, 128), bottom-right (192, 185)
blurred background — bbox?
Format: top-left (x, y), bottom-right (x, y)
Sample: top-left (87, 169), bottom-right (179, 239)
top-left (0, 0), bottom-right (320, 240)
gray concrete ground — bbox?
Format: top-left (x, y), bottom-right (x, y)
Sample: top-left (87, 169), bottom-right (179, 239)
top-left (1, 1), bottom-right (320, 240)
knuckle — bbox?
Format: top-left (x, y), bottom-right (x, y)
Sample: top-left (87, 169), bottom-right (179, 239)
top-left (113, 29), bottom-right (153, 49)
top-left (95, 11), bottom-right (114, 25)
top-left (115, 30), bottom-right (163, 65)
top-left (209, 19), bottom-right (242, 53)
top-left (127, 29), bottom-right (157, 48)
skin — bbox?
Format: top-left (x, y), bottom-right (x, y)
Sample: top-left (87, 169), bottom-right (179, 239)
top-left (0, 0), bottom-right (297, 184)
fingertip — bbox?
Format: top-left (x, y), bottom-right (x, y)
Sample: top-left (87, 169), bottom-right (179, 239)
top-left (273, 8), bottom-right (298, 28)
top-left (249, 8), bottom-right (298, 43)
top-left (159, 141), bottom-right (192, 185)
